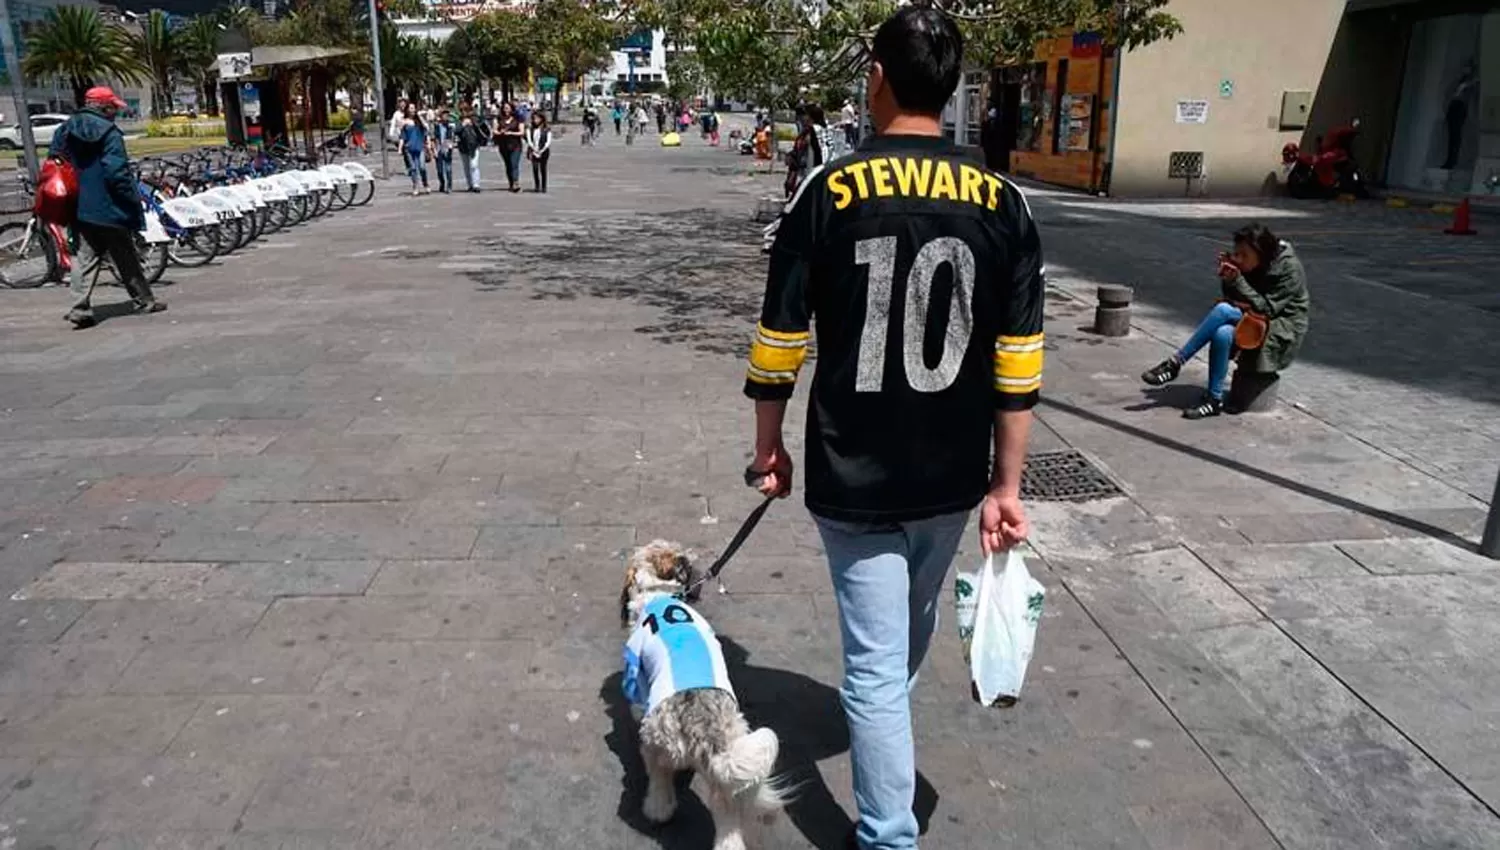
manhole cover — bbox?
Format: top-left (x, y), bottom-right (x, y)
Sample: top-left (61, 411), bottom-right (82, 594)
top-left (1021, 450), bottom-right (1124, 502)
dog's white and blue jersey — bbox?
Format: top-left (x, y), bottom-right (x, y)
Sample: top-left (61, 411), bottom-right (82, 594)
top-left (623, 596), bottom-right (734, 716)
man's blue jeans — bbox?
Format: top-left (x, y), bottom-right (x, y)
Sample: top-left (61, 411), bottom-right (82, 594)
top-left (816, 509), bottom-right (970, 850)
top-left (435, 151), bottom-right (453, 192)
top-left (1177, 302), bottom-right (1243, 400)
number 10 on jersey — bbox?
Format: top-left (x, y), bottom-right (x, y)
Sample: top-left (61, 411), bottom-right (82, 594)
top-left (854, 236), bottom-right (976, 393)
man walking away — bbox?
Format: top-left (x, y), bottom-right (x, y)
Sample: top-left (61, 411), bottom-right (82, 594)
top-left (742, 7), bottom-right (1041, 849)
top-left (457, 109), bottom-right (484, 192)
top-left (841, 98), bottom-right (859, 149)
top-left (51, 86), bottom-right (165, 330)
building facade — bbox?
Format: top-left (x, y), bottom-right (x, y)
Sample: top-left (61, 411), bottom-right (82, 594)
top-left (975, 0), bottom-right (1497, 198)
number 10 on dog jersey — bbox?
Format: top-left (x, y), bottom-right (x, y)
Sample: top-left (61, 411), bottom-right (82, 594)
top-left (623, 597), bottom-right (735, 716)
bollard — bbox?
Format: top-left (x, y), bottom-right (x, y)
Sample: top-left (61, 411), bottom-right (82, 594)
top-left (1094, 284), bottom-right (1133, 337)
top-left (1481, 468), bottom-right (1500, 560)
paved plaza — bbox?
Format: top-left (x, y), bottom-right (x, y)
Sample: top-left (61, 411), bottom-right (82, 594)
top-left (0, 126), bottom-right (1497, 849)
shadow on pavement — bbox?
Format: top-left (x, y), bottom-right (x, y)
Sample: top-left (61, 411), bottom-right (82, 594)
top-left (1042, 397), bottom-right (1480, 551)
top-left (1124, 384), bottom-right (1205, 412)
top-left (601, 636), bottom-right (941, 849)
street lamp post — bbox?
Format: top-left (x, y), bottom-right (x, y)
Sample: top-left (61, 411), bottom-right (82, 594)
top-left (124, 11), bottom-right (155, 119)
top-left (0, 0), bottom-right (38, 179)
top-left (365, 0), bottom-right (390, 179)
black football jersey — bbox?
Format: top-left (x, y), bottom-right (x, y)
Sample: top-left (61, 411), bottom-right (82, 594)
top-left (744, 134), bottom-right (1045, 523)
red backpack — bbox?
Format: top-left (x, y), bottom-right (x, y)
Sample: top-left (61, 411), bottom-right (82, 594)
top-left (34, 157), bottom-right (79, 226)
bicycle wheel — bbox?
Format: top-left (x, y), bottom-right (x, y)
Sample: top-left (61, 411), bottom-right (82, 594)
top-left (332, 182), bottom-right (355, 210)
top-left (217, 216), bottom-right (245, 254)
top-left (263, 201), bottom-right (287, 233)
top-left (169, 224), bottom-right (220, 267)
top-left (0, 219), bottom-right (59, 288)
top-left (312, 189), bottom-right (332, 217)
top-left (349, 181), bottom-right (375, 207)
top-left (109, 234), bottom-right (169, 285)
top-left (292, 194), bottom-right (310, 224)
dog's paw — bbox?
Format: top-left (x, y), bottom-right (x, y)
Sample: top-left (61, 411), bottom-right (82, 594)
top-left (642, 790), bottom-right (678, 824)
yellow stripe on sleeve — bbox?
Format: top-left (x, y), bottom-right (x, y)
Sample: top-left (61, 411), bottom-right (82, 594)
top-left (747, 323), bottom-right (809, 386)
top-left (995, 333), bottom-right (1043, 394)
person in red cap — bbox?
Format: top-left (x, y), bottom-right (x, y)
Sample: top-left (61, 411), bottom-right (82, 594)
top-left (49, 85), bottom-right (164, 329)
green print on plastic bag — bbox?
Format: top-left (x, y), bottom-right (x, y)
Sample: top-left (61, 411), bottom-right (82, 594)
top-left (1025, 592), bottom-right (1045, 626)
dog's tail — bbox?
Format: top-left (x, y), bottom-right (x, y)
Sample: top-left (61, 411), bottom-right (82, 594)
top-left (708, 726), bottom-right (787, 811)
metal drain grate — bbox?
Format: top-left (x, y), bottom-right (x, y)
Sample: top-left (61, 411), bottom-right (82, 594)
top-left (1021, 450), bottom-right (1124, 502)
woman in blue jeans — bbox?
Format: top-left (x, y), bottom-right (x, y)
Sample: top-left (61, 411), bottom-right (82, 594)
top-left (1142, 223), bottom-right (1311, 420)
top-left (399, 109), bottom-right (430, 196)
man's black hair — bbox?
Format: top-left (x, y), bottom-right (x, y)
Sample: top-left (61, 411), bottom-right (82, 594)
top-left (1233, 223), bottom-right (1281, 263)
top-left (871, 5), bottom-right (964, 116)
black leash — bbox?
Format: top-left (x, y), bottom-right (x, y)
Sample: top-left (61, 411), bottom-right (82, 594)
top-left (679, 492), bottom-right (776, 600)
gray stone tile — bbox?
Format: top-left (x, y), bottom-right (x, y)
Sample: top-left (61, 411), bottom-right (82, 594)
top-left (1113, 548), bottom-right (1266, 632)
top-left (253, 597), bottom-right (451, 642)
top-left (13, 562), bottom-right (219, 601)
top-left (113, 638), bottom-right (334, 695)
top-left (313, 640), bottom-right (535, 699)
top-left (0, 755), bottom-right (263, 834)
top-left (364, 559), bottom-right (560, 597)
top-left (1128, 795), bottom-right (1281, 850)
top-left (0, 695), bottom-right (199, 757)
top-left (62, 600), bottom-right (269, 645)
top-left (1188, 542), bottom-right (1368, 580)
top-left (168, 694), bottom-right (411, 757)
top-left (0, 641), bottom-right (138, 695)
top-left (198, 561), bottom-right (381, 598)
top-left (1337, 537), bottom-right (1500, 575)
top-left (0, 600), bottom-right (90, 642)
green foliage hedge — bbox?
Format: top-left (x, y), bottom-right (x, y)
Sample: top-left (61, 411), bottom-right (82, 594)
top-left (146, 109), bottom-right (354, 137)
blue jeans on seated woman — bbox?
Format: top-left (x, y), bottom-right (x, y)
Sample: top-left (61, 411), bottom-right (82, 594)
top-left (1178, 302), bottom-right (1243, 400)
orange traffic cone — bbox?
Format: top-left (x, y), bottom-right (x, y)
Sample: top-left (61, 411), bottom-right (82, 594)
top-left (1445, 198), bottom-right (1478, 236)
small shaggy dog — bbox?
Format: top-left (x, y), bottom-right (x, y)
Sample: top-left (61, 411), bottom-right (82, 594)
top-left (620, 539), bottom-right (784, 850)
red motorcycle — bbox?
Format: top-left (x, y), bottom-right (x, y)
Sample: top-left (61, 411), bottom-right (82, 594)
top-left (1282, 118), bottom-right (1369, 200)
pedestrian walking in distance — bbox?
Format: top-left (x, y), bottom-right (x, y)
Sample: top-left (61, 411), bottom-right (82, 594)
top-left (432, 107), bottom-right (456, 194)
top-left (742, 7), bottom-right (1043, 849)
top-left (456, 108), bottom-right (484, 192)
top-left (526, 112), bottom-right (552, 193)
top-left (51, 86), bottom-right (165, 329)
top-left (494, 101), bottom-right (525, 193)
top-left (400, 108), bottom-right (431, 196)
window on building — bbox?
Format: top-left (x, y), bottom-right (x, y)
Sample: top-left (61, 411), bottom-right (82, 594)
top-left (1052, 59), bottom-right (1070, 155)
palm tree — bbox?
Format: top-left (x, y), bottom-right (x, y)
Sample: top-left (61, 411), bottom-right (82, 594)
top-left (131, 10), bottom-right (179, 118)
top-left (22, 5), bottom-right (146, 108)
top-left (177, 16), bottom-right (223, 116)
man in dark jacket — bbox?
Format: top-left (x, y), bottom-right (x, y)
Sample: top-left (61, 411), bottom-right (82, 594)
top-left (50, 86), bottom-right (163, 329)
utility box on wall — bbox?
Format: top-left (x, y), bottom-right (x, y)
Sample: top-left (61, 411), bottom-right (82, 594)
top-left (1280, 90), bottom-right (1313, 130)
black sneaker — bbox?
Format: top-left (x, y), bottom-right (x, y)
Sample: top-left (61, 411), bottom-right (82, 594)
top-left (1183, 395), bottom-right (1224, 420)
top-left (1141, 358), bottom-right (1181, 386)
top-left (134, 299), bottom-right (167, 315)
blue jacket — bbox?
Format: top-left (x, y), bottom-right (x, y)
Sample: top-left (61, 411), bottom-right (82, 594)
top-left (50, 109), bottom-right (142, 231)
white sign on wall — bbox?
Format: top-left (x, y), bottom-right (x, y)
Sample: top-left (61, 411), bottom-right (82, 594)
top-left (218, 52), bottom-right (253, 80)
top-left (1175, 99), bottom-right (1210, 124)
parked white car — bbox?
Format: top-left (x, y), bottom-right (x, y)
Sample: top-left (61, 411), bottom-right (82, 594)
top-left (0, 114), bottom-right (71, 150)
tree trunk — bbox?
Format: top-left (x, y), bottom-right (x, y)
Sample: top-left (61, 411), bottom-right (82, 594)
top-left (71, 77), bottom-right (88, 109)
top-left (203, 78), bottom-right (220, 116)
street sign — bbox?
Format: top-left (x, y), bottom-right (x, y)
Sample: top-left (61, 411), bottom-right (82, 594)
top-left (537, 76), bottom-right (558, 93)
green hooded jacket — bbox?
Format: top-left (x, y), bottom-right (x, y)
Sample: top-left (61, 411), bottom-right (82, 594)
top-left (1221, 241), bottom-right (1311, 374)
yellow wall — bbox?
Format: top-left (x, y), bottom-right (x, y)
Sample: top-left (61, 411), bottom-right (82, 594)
top-left (1110, 0), bottom-right (1347, 196)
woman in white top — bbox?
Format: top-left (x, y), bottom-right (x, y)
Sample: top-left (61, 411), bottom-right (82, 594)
top-left (525, 111), bottom-right (553, 193)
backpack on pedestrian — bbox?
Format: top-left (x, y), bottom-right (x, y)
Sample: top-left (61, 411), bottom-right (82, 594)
top-left (457, 121), bottom-right (483, 155)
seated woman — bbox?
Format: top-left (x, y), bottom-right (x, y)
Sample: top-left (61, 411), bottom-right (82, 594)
top-left (1141, 223), bottom-right (1311, 420)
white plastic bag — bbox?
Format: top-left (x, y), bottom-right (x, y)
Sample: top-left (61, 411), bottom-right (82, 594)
top-left (960, 550), bottom-right (1045, 707)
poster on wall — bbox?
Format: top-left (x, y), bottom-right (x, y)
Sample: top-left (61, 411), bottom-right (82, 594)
top-left (1175, 99), bottom-right (1210, 124)
top-left (1062, 94), bottom-right (1093, 151)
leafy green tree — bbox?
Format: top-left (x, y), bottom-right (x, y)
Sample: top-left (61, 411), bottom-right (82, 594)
top-left (450, 10), bottom-right (536, 103)
top-left (532, 0), bottom-right (619, 118)
top-left (22, 5), bottom-right (146, 108)
top-left (665, 50), bottom-right (705, 104)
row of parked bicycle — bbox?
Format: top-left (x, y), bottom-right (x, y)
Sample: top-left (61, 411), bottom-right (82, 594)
top-left (0, 144), bottom-right (377, 289)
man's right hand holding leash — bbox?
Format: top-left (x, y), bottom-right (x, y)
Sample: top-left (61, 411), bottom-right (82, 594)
top-left (749, 400), bottom-right (794, 499)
